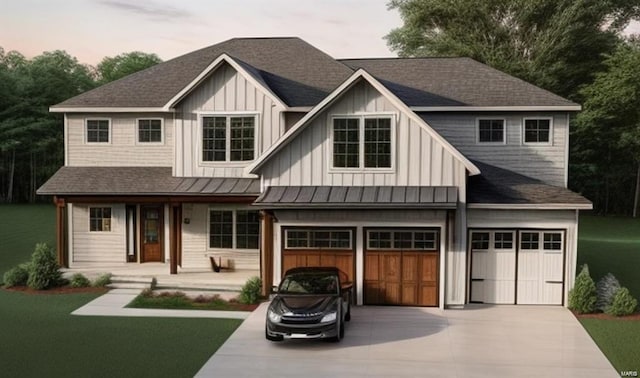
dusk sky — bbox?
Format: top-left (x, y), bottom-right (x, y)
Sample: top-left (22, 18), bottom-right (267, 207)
top-left (0, 0), bottom-right (403, 65)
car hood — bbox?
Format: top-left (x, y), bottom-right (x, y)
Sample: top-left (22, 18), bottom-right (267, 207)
top-left (270, 295), bottom-right (337, 315)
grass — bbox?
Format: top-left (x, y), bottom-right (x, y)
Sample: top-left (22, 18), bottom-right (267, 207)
top-left (577, 214), bottom-right (640, 373)
top-left (128, 290), bottom-right (254, 311)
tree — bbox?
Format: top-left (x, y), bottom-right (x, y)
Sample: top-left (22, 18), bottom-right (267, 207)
top-left (96, 51), bottom-right (161, 84)
top-left (386, 0), bottom-right (640, 100)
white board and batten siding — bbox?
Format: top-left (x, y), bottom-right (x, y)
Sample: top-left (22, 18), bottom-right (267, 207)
top-left (422, 113), bottom-right (568, 187)
top-left (66, 113), bottom-right (173, 167)
top-left (260, 80), bottom-right (467, 188)
top-left (174, 62), bottom-right (284, 178)
top-left (71, 204), bottom-right (126, 264)
top-left (181, 204), bottom-right (259, 270)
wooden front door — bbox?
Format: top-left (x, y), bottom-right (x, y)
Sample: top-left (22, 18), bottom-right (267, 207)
top-left (141, 205), bottom-right (163, 262)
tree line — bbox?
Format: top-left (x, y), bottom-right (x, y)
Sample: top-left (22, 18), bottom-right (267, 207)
top-left (0, 50), bottom-right (161, 203)
top-left (387, 0), bottom-right (640, 216)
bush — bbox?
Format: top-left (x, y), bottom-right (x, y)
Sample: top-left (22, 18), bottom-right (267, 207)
top-left (26, 243), bottom-right (62, 290)
top-left (238, 276), bottom-right (262, 304)
top-left (568, 264), bottom-right (597, 314)
top-left (3, 264), bottom-right (30, 288)
top-left (92, 273), bottom-right (112, 287)
top-left (606, 287), bottom-right (638, 316)
top-left (70, 273), bottom-right (91, 288)
top-left (596, 273), bottom-right (620, 312)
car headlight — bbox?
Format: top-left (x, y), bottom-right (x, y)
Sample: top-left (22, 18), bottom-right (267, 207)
top-left (320, 311), bottom-right (337, 323)
top-left (268, 309), bottom-right (281, 323)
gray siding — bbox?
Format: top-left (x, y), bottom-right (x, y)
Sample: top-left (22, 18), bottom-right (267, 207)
top-left (67, 114), bottom-right (173, 167)
top-left (422, 113), bottom-right (568, 186)
top-left (71, 204), bottom-right (126, 264)
top-left (175, 62), bottom-right (284, 178)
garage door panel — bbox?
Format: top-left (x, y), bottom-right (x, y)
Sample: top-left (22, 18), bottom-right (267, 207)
top-left (385, 282), bottom-right (401, 303)
top-left (543, 282), bottom-right (563, 305)
top-left (401, 284), bottom-right (417, 305)
top-left (282, 250), bottom-right (355, 283)
top-left (471, 252), bottom-right (487, 278)
top-left (420, 253), bottom-right (438, 282)
top-left (470, 280), bottom-right (485, 303)
top-left (543, 252), bottom-right (563, 281)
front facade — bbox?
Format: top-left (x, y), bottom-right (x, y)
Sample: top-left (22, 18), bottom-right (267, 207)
top-left (38, 37), bottom-right (591, 308)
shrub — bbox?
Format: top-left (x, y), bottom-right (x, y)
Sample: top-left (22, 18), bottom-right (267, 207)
top-left (69, 273), bottom-right (91, 288)
top-left (596, 273), bottom-right (620, 312)
top-left (568, 264), bottom-right (597, 314)
top-left (238, 276), bottom-right (262, 304)
top-left (3, 264), bottom-right (30, 288)
top-left (606, 287), bottom-right (638, 316)
top-left (27, 243), bottom-right (62, 290)
top-left (92, 273), bottom-right (112, 287)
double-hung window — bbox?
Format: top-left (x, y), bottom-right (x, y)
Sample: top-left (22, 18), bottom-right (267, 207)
top-left (523, 118), bottom-right (551, 144)
top-left (89, 207), bottom-right (111, 232)
top-left (477, 119), bottom-right (505, 143)
top-left (332, 116), bottom-right (392, 169)
top-left (209, 209), bottom-right (260, 250)
top-left (86, 119), bottom-right (110, 143)
top-left (202, 115), bottom-right (255, 162)
top-left (138, 119), bottom-right (163, 143)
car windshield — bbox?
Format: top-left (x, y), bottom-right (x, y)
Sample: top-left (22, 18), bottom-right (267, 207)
top-left (279, 273), bottom-right (338, 295)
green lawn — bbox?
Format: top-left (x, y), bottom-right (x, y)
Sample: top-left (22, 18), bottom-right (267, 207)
top-left (579, 318), bottom-right (640, 372)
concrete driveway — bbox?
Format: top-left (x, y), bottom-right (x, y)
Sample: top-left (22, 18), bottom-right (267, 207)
top-left (196, 304), bottom-right (617, 378)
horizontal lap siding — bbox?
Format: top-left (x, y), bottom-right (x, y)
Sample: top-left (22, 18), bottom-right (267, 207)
top-left (67, 114), bottom-right (173, 166)
top-left (175, 62), bottom-right (282, 178)
top-left (72, 204), bottom-right (125, 263)
top-left (262, 80), bottom-right (465, 188)
top-left (422, 113), bottom-right (567, 187)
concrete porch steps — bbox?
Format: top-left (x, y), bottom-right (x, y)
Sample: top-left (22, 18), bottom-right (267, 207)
top-left (106, 276), bottom-right (154, 290)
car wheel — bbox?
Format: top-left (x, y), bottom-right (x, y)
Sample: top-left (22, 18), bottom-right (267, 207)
top-left (345, 303), bottom-right (351, 322)
top-left (265, 326), bottom-right (283, 342)
top-left (329, 318), bottom-right (343, 342)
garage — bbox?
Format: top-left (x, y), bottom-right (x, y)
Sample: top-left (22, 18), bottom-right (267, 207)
top-left (364, 229), bottom-right (439, 306)
top-left (281, 228), bottom-right (355, 282)
top-left (470, 230), bottom-right (565, 305)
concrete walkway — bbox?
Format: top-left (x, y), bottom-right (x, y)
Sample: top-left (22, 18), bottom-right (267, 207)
top-left (71, 288), bottom-right (250, 319)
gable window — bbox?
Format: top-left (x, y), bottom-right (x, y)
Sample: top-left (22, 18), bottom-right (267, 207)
top-left (332, 116), bottom-right (393, 169)
top-left (202, 115), bottom-right (255, 162)
top-left (138, 119), bottom-right (162, 143)
top-left (524, 119), bottom-right (551, 144)
top-left (86, 119), bottom-right (110, 143)
top-left (89, 207), bottom-right (111, 232)
top-left (209, 209), bottom-right (259, 250)
top-left (477, 119), bottom-right (505, 143)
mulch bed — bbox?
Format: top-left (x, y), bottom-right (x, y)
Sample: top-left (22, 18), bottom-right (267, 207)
top-left (3, 286), bottom-right (108, 295)
top-left (574, 311), bottom-right (640, 321)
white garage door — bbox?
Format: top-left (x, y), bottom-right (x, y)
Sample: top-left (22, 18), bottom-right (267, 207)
top-left (470, 230), bottom-right (565, 305)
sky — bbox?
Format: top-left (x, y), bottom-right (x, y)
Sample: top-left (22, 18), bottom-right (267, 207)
top-left (0, 0), bottom-right (403, 65)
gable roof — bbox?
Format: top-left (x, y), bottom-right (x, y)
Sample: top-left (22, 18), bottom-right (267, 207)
top-left (340, 58), bottom-right (580, 110)
top-left (247, 69), bottom-right (481, 176)
top-left (51, 37), bottom-right (353, 111)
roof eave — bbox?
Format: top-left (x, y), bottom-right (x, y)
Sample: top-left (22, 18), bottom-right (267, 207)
top-left (411, 105), bottom-right (582, 112)
top-left (252, 203), bottom-right (457, 209)
top-left (50, 107), bottom-right (173, 113)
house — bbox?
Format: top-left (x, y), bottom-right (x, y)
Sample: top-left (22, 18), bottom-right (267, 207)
top-left (38, 37), bottom-right (592, 308)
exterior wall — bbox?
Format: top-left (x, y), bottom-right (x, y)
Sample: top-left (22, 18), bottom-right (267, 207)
top-left (66, 113), bottom-right (173, 167)
top-left (422, 112), bottom-right (569, 187)
top-left (272, 209), bottom-right (449, 308)
top-left (261, 80), bottom-right (467, 188)
top-left (70, 203), bottom-right (126, 265)
top-left (174, 62), bottom-right (284, 178)
top-left (284, 111), bottom-right (306, 131)
top-left (467, 208), bottom-right (579, 307)
top-left (181, 203), bottom-right (259, 270)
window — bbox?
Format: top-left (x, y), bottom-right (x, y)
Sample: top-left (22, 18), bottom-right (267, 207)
top-left (332, 116), bottom-right (392, 169)
top-left (521, 232), bottom-right (539, 249)
top-left (368, 231), bottom-right (392, 249)
top-left (471, 232), bottom-right (490, 250)
top-left (524, 119), bottom-right (551, 144)
top-left (367, 230), bottom-right (437, 250)
top-left (209, 209), bottom-right (259, 250)
top-left (543, 232), bottom-right (562, 250)
top-left (285, 229), bottom-right (353, 249)
top-left (202, 115), bottom-right (255, 162)
top-left (86, 119), bottom-right (110, 143)
top-left (477, 119), bottom-right (505, 143)
top-left (89, 207), bottom-right (111, 232)
top-left (494, 232), bottom-right (513, 249)
top-left (138, 119), bottom-right (162, 143)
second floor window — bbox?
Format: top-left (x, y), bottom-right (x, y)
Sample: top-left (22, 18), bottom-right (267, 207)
top-left (524, 119), bottom-right (551, 144)
top-left (138, 119), bottom-right (162, 143)
top-left (477, 119), bottom-right (505, 143)
top-left (202, 115), bottom-right (255, 162)
top-left (86, 119), bottom-right (110, 143)
top-left (333, 116), bottom-right (392, 169)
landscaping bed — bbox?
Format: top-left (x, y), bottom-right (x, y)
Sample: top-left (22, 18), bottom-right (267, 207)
top-left (3, 286), bottom-right (108, 295)
top-left (127, 290), bottom-right (260, 311)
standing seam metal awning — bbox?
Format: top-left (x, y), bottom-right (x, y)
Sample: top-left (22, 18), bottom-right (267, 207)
top-left (254, 186), bottom-right (458, 209)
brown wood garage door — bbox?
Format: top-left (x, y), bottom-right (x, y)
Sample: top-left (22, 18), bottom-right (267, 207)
top-left (364, 229), bottom-right (439, 306)
top-left (281, 228), bottom-right (355, 283)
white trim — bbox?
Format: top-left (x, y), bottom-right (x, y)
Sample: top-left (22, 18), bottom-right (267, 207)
top-left (63, 114), bottom-right (69, 165)
top-left (247, 69), bottom-right (481, 176)
top-left (51, 107), bottom-right (171, 113)
top-left (476, 118), bottom-right (507, 145)
top-left (163, 53), bottom-right (288, 111)
top-left (85, 118), bottom-right (111, 144)
top-left (468, 203), bottom-right (593, 210)
top-left (522, 117), bottom-right (553, 146)
top-left (410, 105), bottom-right (581, 112)
top-left (135, 117), bottom-right (165, 145)
top-left (197, 112), bottom-right (260, 166)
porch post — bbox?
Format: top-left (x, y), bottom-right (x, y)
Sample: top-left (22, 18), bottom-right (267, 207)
top-left (54, 196), bottom-right (68, 267)
top-left (169, 203), bottom-right (180, 275)
top-left (260, 211), bottom-right (274, 296)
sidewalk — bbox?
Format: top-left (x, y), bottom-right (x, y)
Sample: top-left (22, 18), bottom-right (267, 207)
top-left (71, 288), bottom-right (250, 320)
